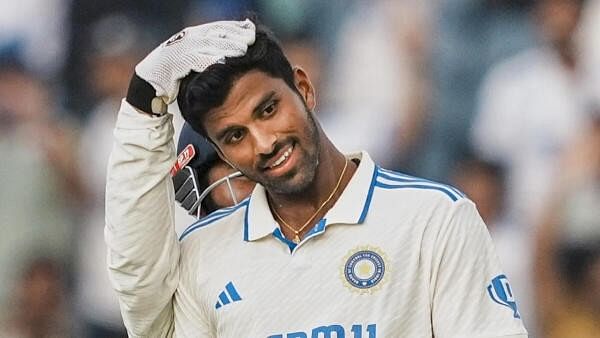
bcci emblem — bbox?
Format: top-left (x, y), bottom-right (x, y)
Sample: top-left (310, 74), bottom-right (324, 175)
top-left (341, 246), bottom-right (388, 294)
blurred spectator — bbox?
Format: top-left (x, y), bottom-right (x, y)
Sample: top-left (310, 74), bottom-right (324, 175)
top-left (0, 0), bottom-right (69, 80)
top-left (413, 0), bottom-right (535, 180)
top-left (0, 60), bottom-right (81, 324)
top-left (321, 0), bottom-right (431, 168)
top-left (472, 0), bottom-right (594, 229)
top-left (0, 258), bottom-right (72, 338)
top-left (450, 156), bottom-right (536, 336)
top-left (534, 114), bottom-right (600, 338)
top-left (472, 5), bottom-right (598, 334)
top-left (63, 0), bottom-right (189, 118)
top-left (578, 0), bottom-right (600, 104)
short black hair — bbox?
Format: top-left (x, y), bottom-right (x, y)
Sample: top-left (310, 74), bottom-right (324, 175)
top-left (177, 22), bottom-right (296, 136)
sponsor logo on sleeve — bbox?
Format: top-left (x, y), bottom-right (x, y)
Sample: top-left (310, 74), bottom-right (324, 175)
top-left (487, 274), bottom-right (520, 318)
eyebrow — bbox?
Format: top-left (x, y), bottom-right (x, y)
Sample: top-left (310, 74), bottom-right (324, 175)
top-left (214, 91), bottom-right (277, 142)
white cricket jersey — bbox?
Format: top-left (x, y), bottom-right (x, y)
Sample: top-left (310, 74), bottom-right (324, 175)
top-left (106, 100), bottom-right (528, 337)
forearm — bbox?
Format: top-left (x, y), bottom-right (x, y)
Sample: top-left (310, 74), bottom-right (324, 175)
top-left (105, 99), bottom-right (179, 336)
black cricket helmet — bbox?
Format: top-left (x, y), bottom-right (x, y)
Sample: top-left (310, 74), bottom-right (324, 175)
top-left (171, 123), bottom-right (243, 218)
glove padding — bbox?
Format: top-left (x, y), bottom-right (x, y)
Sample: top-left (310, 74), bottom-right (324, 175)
top-left (127, 19), bottom-right (255, 114)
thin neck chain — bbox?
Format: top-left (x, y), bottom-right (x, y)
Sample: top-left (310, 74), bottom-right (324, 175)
top-left (270, 158), bottom-right (349, 244)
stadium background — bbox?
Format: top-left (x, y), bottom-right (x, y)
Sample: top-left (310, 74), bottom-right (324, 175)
top-left (0, 0), bottom-right (599, 337)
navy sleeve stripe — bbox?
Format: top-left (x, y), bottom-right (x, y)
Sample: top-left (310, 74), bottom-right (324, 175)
top-left (374, 181), bottom-right (460, 201)
top-left (377, 168), bottom-right (464, 198)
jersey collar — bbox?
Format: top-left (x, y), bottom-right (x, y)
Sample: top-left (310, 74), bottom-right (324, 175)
top-left (243, 151), bottom-right (378, 242)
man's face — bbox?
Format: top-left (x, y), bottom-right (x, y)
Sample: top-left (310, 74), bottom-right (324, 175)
top-left (203, 70), bottom-right (320, 194)
top-left (207, 160), bottom-right (255, 208)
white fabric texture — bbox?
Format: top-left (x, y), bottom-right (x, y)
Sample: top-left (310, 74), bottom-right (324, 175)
top-left (135, 20), bottom-right (255, 104)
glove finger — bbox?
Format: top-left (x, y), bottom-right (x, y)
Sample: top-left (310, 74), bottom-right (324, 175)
top-left (187, 37), bottom-right (250, 58)
top-left (201, 19), bottom-right (255, 36)
top-left (163, 21), bottom-right (251, 52)
top-left (187, 54), bottom-right (224, 73)
top-left (213, 31), bottom-right (256, 46)
top-left (206, 24), bottom-right (255, 41)
top-left (193, 21), bottom-right (255, 45)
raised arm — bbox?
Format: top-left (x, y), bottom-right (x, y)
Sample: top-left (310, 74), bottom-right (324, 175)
top-left (104, 20), bottom-right (255, 337)
top-left (106, 99), bottom-right (179, 336)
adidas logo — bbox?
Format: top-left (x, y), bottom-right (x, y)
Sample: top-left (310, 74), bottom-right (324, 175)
top-left (215, 281), bottom-right (242, 309)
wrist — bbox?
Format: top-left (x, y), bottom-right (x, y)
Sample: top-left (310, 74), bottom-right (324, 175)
top-left (126, 73), bottom-right (168, 116)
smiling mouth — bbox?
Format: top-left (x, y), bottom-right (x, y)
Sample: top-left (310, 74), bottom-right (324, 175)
top-left (266, 143), bottom-right (294, 170)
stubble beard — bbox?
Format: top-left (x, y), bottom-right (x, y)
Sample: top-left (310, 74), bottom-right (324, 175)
top-left (246, 110), bottom-right (320, 195)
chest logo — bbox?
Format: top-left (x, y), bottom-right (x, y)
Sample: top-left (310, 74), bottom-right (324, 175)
top-left (215, 281), bottom-right (242, 309)
top-left (341, 246), bottom-right (388, 294)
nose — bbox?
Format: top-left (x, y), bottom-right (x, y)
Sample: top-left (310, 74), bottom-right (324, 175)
top-left (252, 128), bottom-right (277, 156)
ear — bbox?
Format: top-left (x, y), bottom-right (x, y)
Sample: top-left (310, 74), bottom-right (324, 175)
top-left (293, 67), bottom-right (316, 111)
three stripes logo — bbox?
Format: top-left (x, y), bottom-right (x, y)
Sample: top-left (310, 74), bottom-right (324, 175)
top-left (215, 281), bottom-right (242, 309)
top-left (487, 274), bottom-right (520, 318)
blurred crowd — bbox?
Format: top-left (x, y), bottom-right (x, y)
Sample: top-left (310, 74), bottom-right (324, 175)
top-left (1, 0), bottom-right (599, 337)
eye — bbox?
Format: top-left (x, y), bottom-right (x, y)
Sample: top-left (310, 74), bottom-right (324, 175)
top-left (262, 100), bottom-right (278, 117)
top-left (225, 129), bottom-right (245, 144)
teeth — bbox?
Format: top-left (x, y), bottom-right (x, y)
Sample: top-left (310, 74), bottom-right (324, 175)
top-left (271, 146), bottom-right (293, 168)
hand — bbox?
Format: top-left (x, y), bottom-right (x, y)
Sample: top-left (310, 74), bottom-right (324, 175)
top-left (126, 19), bottom-right (255, 115)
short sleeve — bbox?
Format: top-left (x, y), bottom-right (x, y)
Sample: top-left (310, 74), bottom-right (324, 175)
top-left (430, 200), bottom-right (528, 338)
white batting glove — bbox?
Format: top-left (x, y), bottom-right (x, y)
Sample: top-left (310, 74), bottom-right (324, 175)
top-left (126, 19), bottom-right (255, 115)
